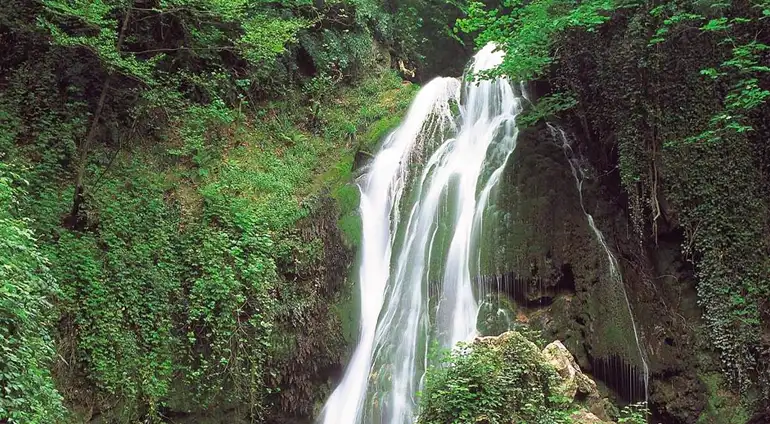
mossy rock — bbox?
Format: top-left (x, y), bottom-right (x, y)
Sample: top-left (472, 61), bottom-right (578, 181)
top-left (419, 331), bottom-right (615, 424)
top-left (476, 293), bottom-right (518, 337)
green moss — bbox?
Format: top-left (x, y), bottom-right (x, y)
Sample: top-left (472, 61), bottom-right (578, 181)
top-left (361, 113), bottom-right (403, 151)
top-left (697, 373), bottom-right (749, 424)
top-left (476, 293), bottom-right (518, 337)
top-left (332, 277), bottom-right (359, 347)
top-left (334, 184), bottom-right (362, 246)
top-left (0, 62), bottom-right (417, 420)
top-left (338, 212), bottom-right (362, 247)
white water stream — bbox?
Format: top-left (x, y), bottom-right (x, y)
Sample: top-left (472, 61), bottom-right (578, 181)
top-left (320, 44), bottom-right (525, 424)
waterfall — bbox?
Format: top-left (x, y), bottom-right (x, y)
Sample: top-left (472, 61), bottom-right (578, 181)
top-left (320, 43), bottom-right (524, 424)
top-left (548, 124), bottom-right (650, 402)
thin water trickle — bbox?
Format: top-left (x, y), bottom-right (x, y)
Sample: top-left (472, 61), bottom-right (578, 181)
top-left (549, 124), bottom-right (650, 403)
top-left (320, 43), bottom-right (525, 424)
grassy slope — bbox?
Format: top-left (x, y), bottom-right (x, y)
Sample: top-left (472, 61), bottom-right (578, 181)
top-left (1, 69), bottom-right (416, 422)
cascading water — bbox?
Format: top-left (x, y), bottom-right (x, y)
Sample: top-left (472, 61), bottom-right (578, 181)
top-left (549, 124), bottom-right (650, 402)
top-left (320, 44), bottom-right (524, 424)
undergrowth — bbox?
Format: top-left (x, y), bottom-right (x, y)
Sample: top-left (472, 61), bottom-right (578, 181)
top-left (419, 330), bottom-right (651, 424)
top-left (0, 69), bottom-right (416, 422)
top-left (0, 164), bottom-right (65, 423)
top-left (418, 332), bottom-right (572, 424)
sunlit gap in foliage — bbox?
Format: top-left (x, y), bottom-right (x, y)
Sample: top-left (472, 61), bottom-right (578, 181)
top-left (549, 124), bottom-right (650, 404)
top-left (320, 43), bottom-right (526, 424)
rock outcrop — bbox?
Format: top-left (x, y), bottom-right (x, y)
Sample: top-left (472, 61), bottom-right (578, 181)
top-left (542, 340), bottom-right (614, 422)
top-left (419, 331), bottom-right (617, 424)
top-left (571, 409), bottom-right (612, 424)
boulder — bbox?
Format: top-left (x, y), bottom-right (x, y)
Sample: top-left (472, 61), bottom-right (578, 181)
top-left (542, 340), bottom-right (583, 399)
top-left (570, 409), bottom-right (612, 424)
top-left (542, 340), bottom-right (614, 421)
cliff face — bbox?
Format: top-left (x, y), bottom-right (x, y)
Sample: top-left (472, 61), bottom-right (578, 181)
top-left (550, 4), bottom-right (770, 418)
top-left (487, 3), bottom-right (770, 423)
top-left (493, 120), bottom-right (709, 423)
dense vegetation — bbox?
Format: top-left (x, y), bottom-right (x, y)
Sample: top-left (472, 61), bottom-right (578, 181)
top-left (0, 166), bottom-right (65, 423)
top-left (0, 0), bottom-right (462, 422)
top-left (419, 332), bottom-right (573, 424)
top-left (419, 331), bottom-right (649, 424)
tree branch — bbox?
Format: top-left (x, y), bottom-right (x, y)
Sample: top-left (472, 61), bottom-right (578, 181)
top-left (69, 6), bottom-right (133, 225)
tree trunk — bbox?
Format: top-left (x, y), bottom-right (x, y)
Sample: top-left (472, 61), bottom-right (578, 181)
top-left (68, 7), bottom-right (132, 228)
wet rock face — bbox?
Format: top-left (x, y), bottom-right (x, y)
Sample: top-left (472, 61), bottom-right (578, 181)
top-left (545, 23), bottom-right (718, 420)
top-left (492, 123), bottom-right (644, 376)
top-left (492, 124), bottom-right (594, 296)
top-left (266, 195), bottom-right (354, 421)
top-left (651, 375), bottom-right (706, 422)
top-left (535, 6), bottom-right (770, 421)
top-left (488, 120), bottom-right (710, 421)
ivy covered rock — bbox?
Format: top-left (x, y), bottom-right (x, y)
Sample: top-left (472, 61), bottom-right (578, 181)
top-left (457, 0), bottom-right (770, 418)
top-left (419, 331), bottom-right (616, 424)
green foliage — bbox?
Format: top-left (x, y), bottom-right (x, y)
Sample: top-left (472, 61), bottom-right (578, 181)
top-left (301, 29), bottom-right (375, 78)
top-left (455, 0), bottom-right (614, 137)
top-left (669, 137), bottom-right (768, 387)
top-left (418, 332), bottom-right (572, 424)
top-left (517, 92), bottom-right (578, 128)
top-left (457, 0), bottom-right (614, 81)
top-left (649, 1), bottom-right (770, 145)
top-left (348, 0), bottom-right (468, 76)
top-left (639, 0), bottom-right (770, 392)
top-left (31, 0), bottom-right (435, 150)
top-left (39, 0), bottom-right (155, 84)
top-left (39, 0), bottom-right (308, 85)
top-left (0, 43), bottom-right (416, 419)
top-left (0, 0), bottom-right (446, 420)
top-left (618, 402), bottom-right (648, 424)
top-left (697, 373), bottom-right (749, 423)
top-left (0, 164), bottom-right (65, 424)
top-left (240, 14), bottom-right (307, 66)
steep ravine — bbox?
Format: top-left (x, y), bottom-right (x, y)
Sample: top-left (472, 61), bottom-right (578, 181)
top-left (5, 0), bottom-right (767, 419)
